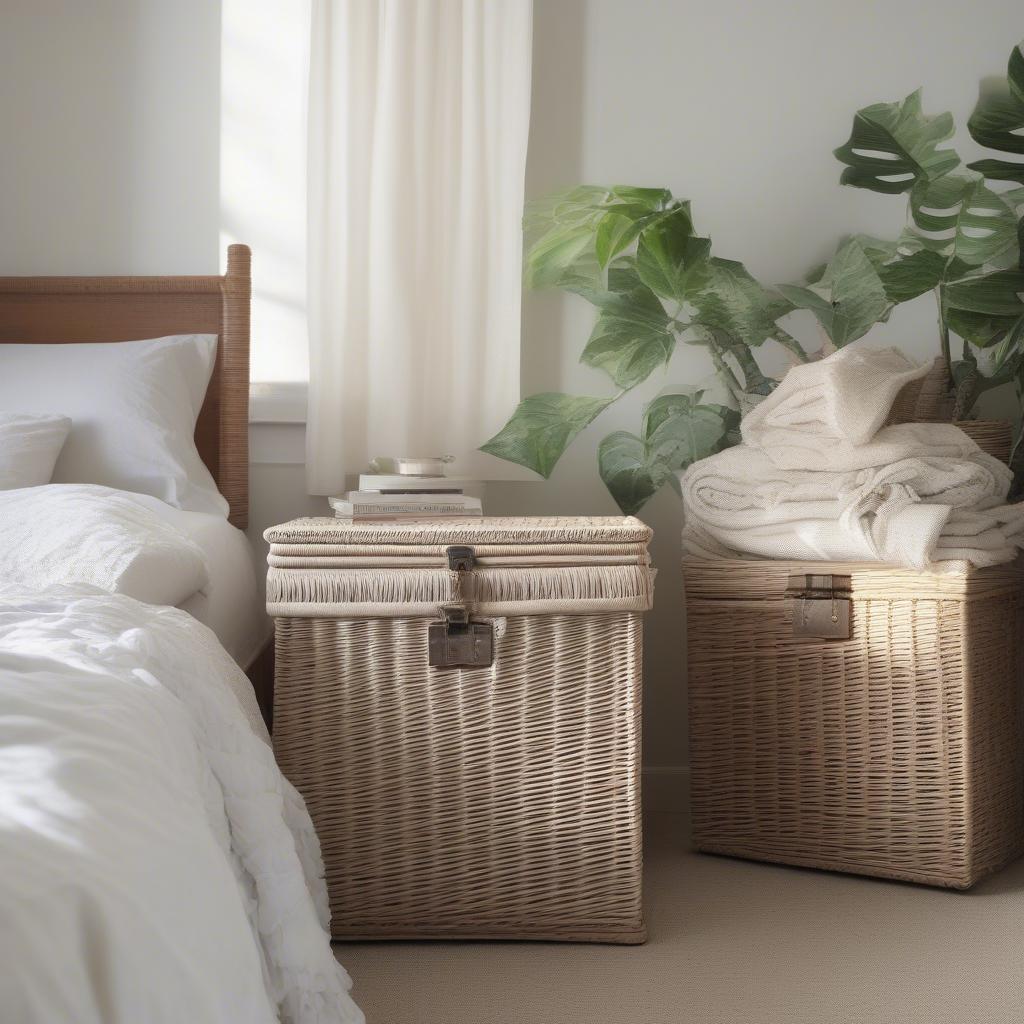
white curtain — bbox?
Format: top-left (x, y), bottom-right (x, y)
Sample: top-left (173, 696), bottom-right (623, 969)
top-left (306, 0), bottom-right (533, 494)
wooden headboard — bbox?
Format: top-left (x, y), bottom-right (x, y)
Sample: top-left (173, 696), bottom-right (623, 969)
top-left (0, 244), bottom-right (251, 529)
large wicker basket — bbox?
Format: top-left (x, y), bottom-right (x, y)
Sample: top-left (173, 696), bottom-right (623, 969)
top-left (266, 516), bottom-right (654, 942)
top-left (887, 356), bottom-right (1012, 463)
top-left (684, 558), bottom-right (1024, 888)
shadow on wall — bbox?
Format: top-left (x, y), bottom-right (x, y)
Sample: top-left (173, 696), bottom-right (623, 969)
top-left (520, 0), bottom-right (586, 397)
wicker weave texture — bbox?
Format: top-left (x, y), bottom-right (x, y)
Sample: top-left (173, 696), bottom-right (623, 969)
top-left (956, 419), bottom-right (1012, 464)
top-left (886, 356), bottom-right (1012, 463)
top-left (273, 612), bottom-right (645, 942)
top-left (685, 559), bottom-right (1024, 887)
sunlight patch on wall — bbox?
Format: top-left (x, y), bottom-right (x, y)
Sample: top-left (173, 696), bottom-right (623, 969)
top-left (220, 0), bottom-right (311, 384)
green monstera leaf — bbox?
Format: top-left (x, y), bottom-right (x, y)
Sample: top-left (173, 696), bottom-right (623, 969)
top-left (480, 392), bottom-right (613, 478)
top-left (580, 267), bottom-right (676, 389)
top-left (834, 89), bottom-right (959, 194)
top-left (907, 173), bottom-right (1021, 267)
top-left (943, 266), bottom-right (1024, 347)
top-left (597, 393), bottom-right (739, 515)
top-left (967, 43), bottom-right (1024, 186)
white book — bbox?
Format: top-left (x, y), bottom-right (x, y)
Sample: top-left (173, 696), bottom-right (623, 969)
top-left (335, 491), bottom-right (481, 507)
top-left (334, 511), bottom-right (484, 521)
top-left (329, 493), bottom-right (482, 518)
top-left (358, 474), bottom-right (472, 494)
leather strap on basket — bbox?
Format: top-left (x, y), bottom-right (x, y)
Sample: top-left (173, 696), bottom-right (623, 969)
top-left (428, 546), bottom-right (494, 668)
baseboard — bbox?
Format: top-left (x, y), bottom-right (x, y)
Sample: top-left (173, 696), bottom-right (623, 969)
top-left (642, 765), bottom-right (689, 814)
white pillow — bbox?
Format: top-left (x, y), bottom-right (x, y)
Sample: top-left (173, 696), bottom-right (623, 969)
top-left (0, 484), bottom-right (210, 606)
top-left (0, 335), bottom-right (228, 516)
top-left (0, 412), bottom-right (71, 489)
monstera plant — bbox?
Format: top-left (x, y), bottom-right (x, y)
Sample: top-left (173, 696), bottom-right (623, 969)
top-left (483, 42), bottom-right (1024, 514)
top-left (792, 44), bottom-right (1024, 421)
top-left (479, 186), bottom-right (808, 514)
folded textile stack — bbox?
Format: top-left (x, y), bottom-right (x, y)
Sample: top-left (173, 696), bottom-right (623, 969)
top-left (680, 346), bottom-right (1024, 569)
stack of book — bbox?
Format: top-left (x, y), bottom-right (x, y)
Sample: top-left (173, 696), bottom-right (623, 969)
top-left (329, 474), bottom-right (482, 521)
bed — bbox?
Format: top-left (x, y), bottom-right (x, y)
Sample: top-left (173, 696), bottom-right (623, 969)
top-left (0, 246), bottom-right (271, 672)
top-left (0, 247), bottom-right (363, 1024)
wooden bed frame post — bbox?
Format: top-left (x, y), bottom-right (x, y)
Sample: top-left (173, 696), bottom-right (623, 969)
top-left (222, 244), bottom-right (252, 530)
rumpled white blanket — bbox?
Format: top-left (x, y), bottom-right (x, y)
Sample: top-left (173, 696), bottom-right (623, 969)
top-left (680, 346), bottom-right (1024, 569)
top-left (0, 585), bottom-right (364, 1024)
top-left (0, 484), bottom-right (210, 606)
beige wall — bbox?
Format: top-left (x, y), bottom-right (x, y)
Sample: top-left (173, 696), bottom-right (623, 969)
top-left (3, 0), bottom-right (1023, 772)
top-left (0, 0), bottom-right (221, 274)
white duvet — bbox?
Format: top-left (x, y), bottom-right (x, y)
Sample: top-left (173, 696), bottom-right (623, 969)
top-left (0, 483), bottom-right (210, 606)
top-left (0, 585), bottom-right (364, 1024)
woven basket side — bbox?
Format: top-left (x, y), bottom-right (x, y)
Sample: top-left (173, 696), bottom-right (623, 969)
top-left (273, 612), bottom-right (645, 942)
top-left (956, 420), bottom-right (1012, 464)
top-left (964, 594), bottom-right (1024, 880)
top-left (886, 356), bottom-right (1012, 463)
top-left (686, 582), bottom-right (1024, 887)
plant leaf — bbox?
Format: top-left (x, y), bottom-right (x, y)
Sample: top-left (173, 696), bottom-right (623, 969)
top-left (581, 269), bottom-right (676, 389)
top-left (688, 258), bottom-right (791, 348)
top-left (852, 236), bottom-right (944, 303)
top-left (943, 267), bottom-right (1024, 347)
top-left (876, 248), bottom-right (946, 302)
top-left (635, 205), bottom-right (711, 303)
top-left (597, 394), bottom-right (738, 515)
top-left (834, 89), bottom-right (959, 194)
top-left (480, 393), bottom-right (613, 478)
top-left (594, 212), bottom-right (640, 268)
top-left (779, 237), bottom-right (892, 346)
top-left (967, 43), bottom-right (1024, 186)
top-left (908, 173), bottom-right (1019, 266)
top-left (524, 226), bottom-right (593, 289)
top-left (608, 186), bottom-right (673, 208)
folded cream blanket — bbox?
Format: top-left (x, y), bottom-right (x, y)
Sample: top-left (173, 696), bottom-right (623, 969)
top-left (680, 346), bottom-right (1024, 569)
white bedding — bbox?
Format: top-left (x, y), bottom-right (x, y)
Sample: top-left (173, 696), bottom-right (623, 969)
top-left (0, 484), bottom-right (210, 606)
top-left (0, 482), bottom-right (269, 666)
top-left (0, 585), bottom-right (363, 1024)
top-left (154, 504), bottom-right (271, 668)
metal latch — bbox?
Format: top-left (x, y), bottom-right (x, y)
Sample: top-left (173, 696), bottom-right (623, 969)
top-left (447, 545), bottom-right (476, 572)
top-left (428, 605), bottom-right (494, 667)
top-left (788, 573), bottom-right (852, 640)
top-left (428, 545), bottom-right (495, 667)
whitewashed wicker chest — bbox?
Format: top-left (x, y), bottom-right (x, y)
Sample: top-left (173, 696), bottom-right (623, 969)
top-left (265, 516), bottom-right (654, 943)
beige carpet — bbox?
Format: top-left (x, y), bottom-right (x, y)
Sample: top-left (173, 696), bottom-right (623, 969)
top-left (335, 813), bottom-right (1024, 1024)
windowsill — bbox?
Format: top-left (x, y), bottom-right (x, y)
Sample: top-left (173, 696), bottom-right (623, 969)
top-left (248, 381), bottom-right (540, 481)
top-left (249, 381), bottom-right (308, 423)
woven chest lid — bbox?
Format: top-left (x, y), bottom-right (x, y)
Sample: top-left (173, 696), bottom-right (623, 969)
top-left (265, 515), bottom-right (652, 548)
top-left (683, 556), bottom-right (1024, 601)
top-left (265, 516), bottom-right (654, 617)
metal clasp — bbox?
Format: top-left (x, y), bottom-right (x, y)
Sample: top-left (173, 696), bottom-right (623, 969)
top-left (428, 546), bottom-right (494, 667)
top-left (788, 573), bottom-right (852, 640)
top-left (428, 605), bottom-right (494, 667)
top-left (447, 546), bottom-right (475, 572)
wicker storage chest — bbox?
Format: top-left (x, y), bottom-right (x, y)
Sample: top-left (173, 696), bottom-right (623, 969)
top-left (266, 516), bottom-right (653, 942)
top-left (684, 557), bottom-right (1024, 888)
